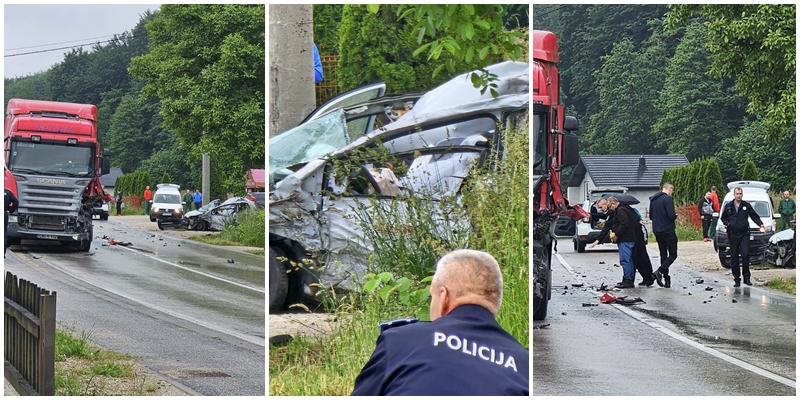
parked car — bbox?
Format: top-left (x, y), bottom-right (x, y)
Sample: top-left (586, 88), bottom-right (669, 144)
top-left (92, 199), bottom-right (109, 220)
top-left (184, 197), bottom-right (255, 231)
top-left (713, 181), bottom-right (779, 268)
top-left (250, 192), bottom-right (265, 208)
top-left (765, 222), bottom-right (795, 269)
top-left (269, 61), bottom-right (530, 312)
top-left (572, 187), bottom-right (630, 253)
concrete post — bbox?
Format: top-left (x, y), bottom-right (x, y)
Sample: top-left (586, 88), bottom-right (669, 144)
top-left (269, 4), bottom-right (315, 138)
top-left (202, 154), bottom-right (210, 206)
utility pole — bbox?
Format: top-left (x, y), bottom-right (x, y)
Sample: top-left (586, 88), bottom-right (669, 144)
top-left (268, 4), bottom-right (315, 138)
top-left (202, 154), bottom-right (210, 206)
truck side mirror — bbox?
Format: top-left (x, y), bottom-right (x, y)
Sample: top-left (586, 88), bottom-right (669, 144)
top-left (104, 148), bottom-right (111, 157)
top-left (564, 116), bottom-right (579, 132)
top-left (101, 158), bottom-right (111, 175)
top-left (562, 132), bottom-right (580, 168)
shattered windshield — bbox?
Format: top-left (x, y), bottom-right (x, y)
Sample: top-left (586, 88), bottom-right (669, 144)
top-left (269, 109), bottom-right (348, 181)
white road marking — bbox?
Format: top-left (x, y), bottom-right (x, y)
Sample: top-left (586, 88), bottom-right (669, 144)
top-left (554, 250), bottom-right (796, 389)
top-left (116, 245), bottom-right (266, 294)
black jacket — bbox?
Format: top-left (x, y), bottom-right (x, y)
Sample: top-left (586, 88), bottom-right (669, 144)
top-left (721, 200), bottom-right (764, 235)
top-left (649, 192), bottom-right (677, 234)
top-left (611, 204), bottom-right (637, 243)
top-left (351, 304), bottom-right (529, 396)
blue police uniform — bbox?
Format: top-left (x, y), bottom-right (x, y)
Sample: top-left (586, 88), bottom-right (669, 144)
top-left (351, 304), bottom-right (529, 396)
top-left (721, 199), bottom-right (764, 282)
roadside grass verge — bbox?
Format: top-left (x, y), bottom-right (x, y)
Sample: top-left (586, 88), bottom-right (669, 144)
top-left (765, 277), bottom-right (796, 295)
top-left (269, 122), bottom-right (529, 395)
top-left (54, 328), bottom-right (161, 396)
top-left (190, 209), bottom-right (265, 248)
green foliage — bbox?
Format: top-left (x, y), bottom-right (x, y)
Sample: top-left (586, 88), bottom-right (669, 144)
top-left (208, 209), bottom-right (265, 247)
top-left (129, 4), bottom-right (265, 194)
top-left (665, 4), bottom-right (796, 139)
top-left (651, 21), bottom-right (746, 160)
top-left (766, 277), bottom-right (796, 295)
top-left (161, 171), bottom-right (172, 184)
top-left (714, 119), bottom-right (795, 190)
top-left (741, 158), bottom-right (759, 181)
top-left (313, 4), bottom-right (343, 54)
top-left (337, 5), bottom-right (453, 93)
top-left (114, 170), bottom-right (152, 199)
top-left (661, 157), bottom-right (725, 206)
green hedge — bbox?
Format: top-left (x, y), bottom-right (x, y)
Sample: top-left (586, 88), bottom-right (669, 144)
top-left (661, 158), bottom-right (725, 206)
top-left (113, 171), bottom-right (152, 197)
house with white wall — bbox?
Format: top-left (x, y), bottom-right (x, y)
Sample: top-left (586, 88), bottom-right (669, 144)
top-left (566, 155), bottom-right (689, 219)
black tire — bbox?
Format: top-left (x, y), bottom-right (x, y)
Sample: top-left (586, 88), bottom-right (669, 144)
top-left (195, 220), bottom-right (208, 231)
top-left (718, 247), bottom-right (731, 269)
top-left (150, 215), bottom-right (156, 222)
top-left (9, 237), bottom-right (21, 246)
top-left (572, 239), bottom-right (577, 251)
top-left (532, 265), bottom-right (551, 321)
top-left (269, 247), bottom-right (289, 314)
top-left (102, 214), bottom-right (109, 221)
top-left (577, 240), bottom-right (586, 253)
top-left (157, 220), bottom-right (165, 230)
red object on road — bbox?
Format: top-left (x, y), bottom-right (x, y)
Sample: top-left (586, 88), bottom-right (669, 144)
top-left (600, 293), bottom-right (617, 304)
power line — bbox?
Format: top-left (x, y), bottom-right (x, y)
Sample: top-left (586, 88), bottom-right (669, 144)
top-left (5, 34), bottom-right (120, 51)
top-left (5, 34), bottom-right (145, 58)
top-left (531, 4), bottom-right (573, 20)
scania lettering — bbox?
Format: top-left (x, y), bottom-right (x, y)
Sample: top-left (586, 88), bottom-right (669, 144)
top-left (5, 99), bottom-right (112, 251)
top-left (531, 31), bottom-right (590, 319)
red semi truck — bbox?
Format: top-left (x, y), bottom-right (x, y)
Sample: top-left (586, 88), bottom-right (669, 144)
top-left (4, 99), bottom-right (112, 251)
top-left (531, 30), bottom-right (590, 319)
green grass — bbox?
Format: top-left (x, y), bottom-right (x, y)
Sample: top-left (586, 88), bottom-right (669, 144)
top-left (765, 277), bottom-right (796, 295)
top-left (245, 249), bottom-right (265, 256)
top-left (269, 123), bottom-right (530, 395)
top-left (190, 209), bottom-right (265, 248)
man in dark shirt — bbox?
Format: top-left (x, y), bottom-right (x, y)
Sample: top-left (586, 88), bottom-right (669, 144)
top-left (649, 183), bottom-right (678, 288)
top-left (351, 249), bottom-right (529, 396)
top-left (720, 187), bottom-right (766, 287)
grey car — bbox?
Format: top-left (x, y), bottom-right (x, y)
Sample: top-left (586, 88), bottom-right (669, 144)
top-left (187, 197), bottom-right (255, 231)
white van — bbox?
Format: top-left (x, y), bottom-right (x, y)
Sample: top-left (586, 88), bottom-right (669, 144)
top-left (149, 183), bottom-right (183, 223)
top-left (713, 181), bottom-right (779, 268)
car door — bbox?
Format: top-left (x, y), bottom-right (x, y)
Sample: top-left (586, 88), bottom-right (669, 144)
top-left (302, 82), bottom-right (386, 141)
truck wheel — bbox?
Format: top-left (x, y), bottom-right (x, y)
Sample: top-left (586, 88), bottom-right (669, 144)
top-left (577, 240), bottom-right (586, 253)
top-left (9, 238), bottom-right (21, 246)
top-left (532, 266), bottom-right (551, 320)
top-left (718, 247), bottom-right (730, 269)
top-left (269, 247), bottom-right (289, 314)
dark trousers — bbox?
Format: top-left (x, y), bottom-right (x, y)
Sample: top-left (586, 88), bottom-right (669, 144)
top-left (116, 201), bottom-right (123, 215)
top-left (702, 217), bottom-right (712, 238)
top-left (632, 225), bottom-right (653, 281)
top-left (4, 213), bottom-right (8, 255)
top-left (781, 215), bottom-right (793, 230)
top-left (728, 232), bottom-right (750, 280)
top-left (655, 231), bottom-right (678, 275)
top-left (195, 201), bottom-right (201, 210)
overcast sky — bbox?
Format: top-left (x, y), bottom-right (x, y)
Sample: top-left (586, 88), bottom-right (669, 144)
top-left (4, 4), bottom-right (160, 79)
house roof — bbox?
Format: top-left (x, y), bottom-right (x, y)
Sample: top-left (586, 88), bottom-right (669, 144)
top-left (567, 155), bottom-right (689, 189)
top-left (99, 168), bottom-right (124, 187)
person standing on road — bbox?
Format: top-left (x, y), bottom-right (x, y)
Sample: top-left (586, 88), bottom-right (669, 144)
top-left (606, 196), bottom-right (637, 288)
top-left (5, 188), bottom-right (19, 257)
top-left (351, 249), bottom-right (529, 396)
top-left (778, 190), bottom-right (795, 231)
top-left (115, 191), bottom-right (123, 216)
top-left (710, 186), bottom-right (721, 238)
top-left (721, 187), bottom-right (766, 287)
top-left (183, 189), bottom-right (193, 212)
top-left (143, 186), bottom-right (153, 215)
top-left (193, 189), bottom-right (202, 211)
top-left (649, 183), bottom-right (678, 288)
top-left (698, 191), bottom-right (715, 242)
top-left (589, 198), bottom-right (614, 248)
top-left (627, 203), bottom-right (655, 286)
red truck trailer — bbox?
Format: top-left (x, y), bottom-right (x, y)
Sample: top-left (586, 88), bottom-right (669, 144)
top-left (4, 99), bottom-right (112, 251)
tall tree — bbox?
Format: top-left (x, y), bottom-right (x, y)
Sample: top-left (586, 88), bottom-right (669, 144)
top-left (714, 120), bottom-right (796, 190)
top-left (665, 4), bottom-right (796, 140)
top-left (129, 4), bottom-right (265, 193)
top-left (651, 21), bottom-right (746, 160)
top-left (313, 4), bottom-right (343, 54)
top-left (105, 95), bottom-right (146, 174)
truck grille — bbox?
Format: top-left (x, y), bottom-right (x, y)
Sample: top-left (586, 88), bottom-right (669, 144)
top-left (29, 215), bottom-right (66, 231)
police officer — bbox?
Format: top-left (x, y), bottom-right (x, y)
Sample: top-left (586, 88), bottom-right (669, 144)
top-left (5, 187), bottom-right (19, 257)
top-left (351, 249), bottom-right (529, 396)
top-left (720, 187), bottom-right (765, 287)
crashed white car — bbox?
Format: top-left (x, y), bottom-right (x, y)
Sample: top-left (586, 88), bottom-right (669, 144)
top-left (269, 61), bottom-right (529, 313)
top-left (184, 197), bottom-right (255, 231)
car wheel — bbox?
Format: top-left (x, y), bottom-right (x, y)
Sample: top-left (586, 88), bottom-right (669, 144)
top-left (9, 237), bottom-right (21, 246)
top-left (102, 214), bottom-right (108, 221)
top-left (157, 220), bottom-right (165, 230)
top-left (577, 240), bottom-right (586, 253)
top-left (718, 246), bottom-right (731, 269)
top-left (269, 247), bottom-right (289, 314)
top-left (150, 216), bottom-right (156, 222)
top-left (194, 220), bottom-right (207, 231)
top-left (572, 239), bottom-right (577, 251)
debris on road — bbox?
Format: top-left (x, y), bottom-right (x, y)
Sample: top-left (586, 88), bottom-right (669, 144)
top-left (227, 259), bottom-right (235, 263)
top-left (695, 279), bottom-right (704, 284)
top-left (615, 297), bottom-right (645, 305)
top-left (705, 286), bottom-right (713, 291)
top-left (582, 303), bottom-right (599, 307)
top-left (600, 293), bottom-right (617, 303)
top-left (531, 323), bottom-right (551, 330)
top-left (732, 299), bottom-right (738, 303)
top-left (571, 283), bottom-right (584, 288)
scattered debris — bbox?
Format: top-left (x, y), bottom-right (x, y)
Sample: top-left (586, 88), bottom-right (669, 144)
top-left (531, 323), bottom-right (551, 330)
top-left (227, 259), bottom-right (235, 263)
top-left (598, 283), bottom-right (608, 291)
top-left (732, 299), bottom-right (738, 303)
top-left (561, 312), bottom-right (567, 316)
top-left (695, 279), bottom-right (704, 284)
top-left (159, 237), bottom-right (164, 241)
top-left (616, 297), bottom-right (645, 305)
top-left (688, 292), bottom-right (692, 295)
top-left (705, 286), bottom-right (713, 291)
top-left (599, 261), bottom-right (606, 264)
top-left (703, 301), bottom-right (708, 304)
top-left (32, 256), bottom-right (41, 259)
top-left (582, 303), bottom-right (599, 307)
top-left (564, 285), bottom-right (569, 290)
top-left (562, 291), bottom-right (567, 295)
top-left (603, 322), bottom-right (609, 326)
top-left (571, 283), bottom-right (584, 288)
top-left (600, 293), bottom-right (617, 303)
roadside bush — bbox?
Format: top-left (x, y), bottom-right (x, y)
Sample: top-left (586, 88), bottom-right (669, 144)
top-left (215, 209), bottom-right (265, 247)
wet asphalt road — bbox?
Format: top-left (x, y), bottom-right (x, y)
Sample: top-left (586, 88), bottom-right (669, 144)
top-left (531, 239), bottom-right (796, 395)
top-left (4, 217), bottom-right (265, 396)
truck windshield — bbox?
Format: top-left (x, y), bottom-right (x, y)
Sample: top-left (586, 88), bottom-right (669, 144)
top-left (9, 141), bottom-right (94, 177)
top-left (532, 113), bottom-right (547, 173)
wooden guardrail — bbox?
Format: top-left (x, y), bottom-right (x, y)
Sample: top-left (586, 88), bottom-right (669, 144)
top-left (4, 271), bottom-right (56, 396)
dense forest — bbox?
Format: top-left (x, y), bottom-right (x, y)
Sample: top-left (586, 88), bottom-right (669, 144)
top-left (533, 4), bottom-right (796, 192)
top-left (4, 5), bottom-right (265, 200)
